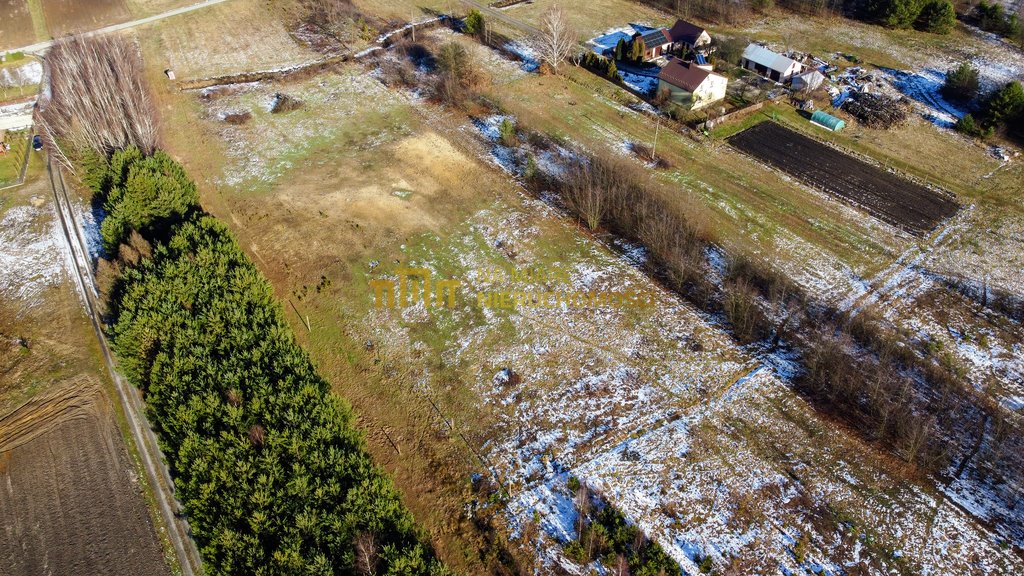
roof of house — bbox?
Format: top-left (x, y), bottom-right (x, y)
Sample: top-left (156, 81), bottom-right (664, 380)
top-left (638, 28), bottom-right (671, 47)
top-left (658, 58), bottom-right (720, 92)
top-left (742, 44), bottom-right (801, 73)
top-left (667, 19), bottom-right (708, 46)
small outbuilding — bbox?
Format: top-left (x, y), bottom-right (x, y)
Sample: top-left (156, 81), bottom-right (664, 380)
top-left (810, 110), bottom-right (845, 131)
top-left (792, 69), bottom-right (825, 92)
top-left (740, 44), bottom-right (804, 82)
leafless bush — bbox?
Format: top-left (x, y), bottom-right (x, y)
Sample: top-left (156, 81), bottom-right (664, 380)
top-left (431, 41), bottom-right (484, 107)
top-left (722, 278), bottom-right (768, 344)
top-left (38, 35), bottom-right (157, 165)
top-left (222, 111), bottom-right (252, 125)
top-left (283, 0), bottom-right (362, 34)
top-left (378, 57), bottom-right (419, 89)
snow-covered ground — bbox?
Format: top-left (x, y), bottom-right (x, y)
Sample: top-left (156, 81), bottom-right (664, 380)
top-left (0, 60), bottom-right (42, 88)
top-left (362, 183), bottom-right (1024, 574)
top-left (619, 69), bottom-right (658, 96)
top-left (0, 204), bottom-right (68, 308)
top-left (587, 24), bottom-right (659, 56)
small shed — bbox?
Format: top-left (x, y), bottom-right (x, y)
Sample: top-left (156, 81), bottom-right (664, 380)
top-left (792, 70), bottom-right (825, 92)
top-left (811, 110), bottom-right (845, 131)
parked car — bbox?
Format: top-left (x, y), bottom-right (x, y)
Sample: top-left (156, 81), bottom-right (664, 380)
top-left (32, 135), bottom-right (43, 151)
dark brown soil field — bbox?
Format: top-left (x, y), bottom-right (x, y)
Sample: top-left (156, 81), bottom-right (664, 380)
top-left (728, 121), bottom-right (959, 236)
top-left (0, 0), bottom-right (35, 50)
top-left (41, 0), bottom-right (130, 36)
top-left (0, 383), bottom-right (171, 576)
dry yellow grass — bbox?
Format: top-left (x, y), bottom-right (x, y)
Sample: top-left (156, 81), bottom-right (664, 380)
top-left (125, 0), bottom-right (193, 18)
top-left (136, 0), bottom-right (319, 80)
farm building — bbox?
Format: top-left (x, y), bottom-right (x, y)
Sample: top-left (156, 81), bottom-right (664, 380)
top-left (636, 28), bottom-right (674, 61)
top-left (810, 110), bottom-right (845, 131)
top-left (741, 44), bottom-right (805, 82)
top-left (657, 58), bottom-right (727, 110)
top-left (667, 19), bottom-right (711, 52)
top-left (792, 69), bottom-right (825, 92)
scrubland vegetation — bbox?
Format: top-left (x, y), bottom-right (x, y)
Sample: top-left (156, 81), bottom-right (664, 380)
top-left (475, 101), bottom-right (1023, 502)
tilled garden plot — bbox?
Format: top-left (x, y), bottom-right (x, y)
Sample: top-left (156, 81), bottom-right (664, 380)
top-left (728, 121), bottom-right (959, 235)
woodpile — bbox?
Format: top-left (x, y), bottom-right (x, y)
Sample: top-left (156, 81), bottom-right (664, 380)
top-left (844, 92), bottom-right (910, 129)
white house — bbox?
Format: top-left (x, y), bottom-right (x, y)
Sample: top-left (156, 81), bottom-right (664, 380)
top-left (740, 44), bottom-right (804, 82)
top-left (657, 58), bottom-right (728, 110)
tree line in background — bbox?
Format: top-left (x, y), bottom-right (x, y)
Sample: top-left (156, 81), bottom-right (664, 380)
top-left (87, 148), bottom-right (449, 576)
top-left (633, 0), bottom-right (1024, 38)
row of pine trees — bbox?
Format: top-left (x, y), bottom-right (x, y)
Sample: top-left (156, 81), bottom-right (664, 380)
top-left (86, 147), bottom-right (448, 576)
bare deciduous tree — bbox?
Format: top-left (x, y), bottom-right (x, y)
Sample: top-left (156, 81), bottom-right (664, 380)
top-left (37, 35), bottom-right (157, 166)
top-left (532, 5), bottom-right (578, 70)
top-left (354, 531), bottom-right (379, 575)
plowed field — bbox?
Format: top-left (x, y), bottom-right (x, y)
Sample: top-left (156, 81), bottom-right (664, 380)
top-left (41, 0), bottom-right (131, 36)
top-left (0, 382), bottom-right (170, 576)
top-left (728, 121), bottom-right (959, 235)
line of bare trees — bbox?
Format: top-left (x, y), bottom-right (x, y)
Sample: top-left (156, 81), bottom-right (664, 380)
top-left (523, 139), bottom-right (1023, 496)
top-left (633, 0), bottom-right (852, 24)
top-left (37, 35), bottom-right (157, 167)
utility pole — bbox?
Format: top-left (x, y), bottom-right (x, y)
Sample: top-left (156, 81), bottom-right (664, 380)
top-left (411, 9), bottom-right (415, 42)
top-left (652, 116), bottom-right (661, 160)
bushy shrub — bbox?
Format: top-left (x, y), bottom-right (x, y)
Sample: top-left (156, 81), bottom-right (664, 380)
top-left (463, 9), bottom-right (484, 36)
top-left (916, 0), bottom-right (956, 34)
top-left (941, 63), bottom-right (980, 103)
top-left (95, 147), bottom-right (200, 253)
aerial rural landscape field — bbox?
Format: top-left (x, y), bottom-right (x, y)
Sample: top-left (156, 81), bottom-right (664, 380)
top-left (1, 0), bottom-right (1023, 574)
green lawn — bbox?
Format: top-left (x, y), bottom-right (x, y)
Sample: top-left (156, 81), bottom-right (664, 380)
top-left (0, 131), bottom-right (31, 187)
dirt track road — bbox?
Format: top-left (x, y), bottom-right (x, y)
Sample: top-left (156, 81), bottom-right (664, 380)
top-left (47, 158), bottom-right (203, 576)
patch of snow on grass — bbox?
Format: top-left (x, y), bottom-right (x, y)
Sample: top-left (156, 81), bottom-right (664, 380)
top-left (0, 60), bottom-right (42, 87)
top-left (504, 41), bottom-right (539, 72)
top-left (619, 70), bottom-right (658, 96)
top-left (0, 205), bottom-right (66, 307)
